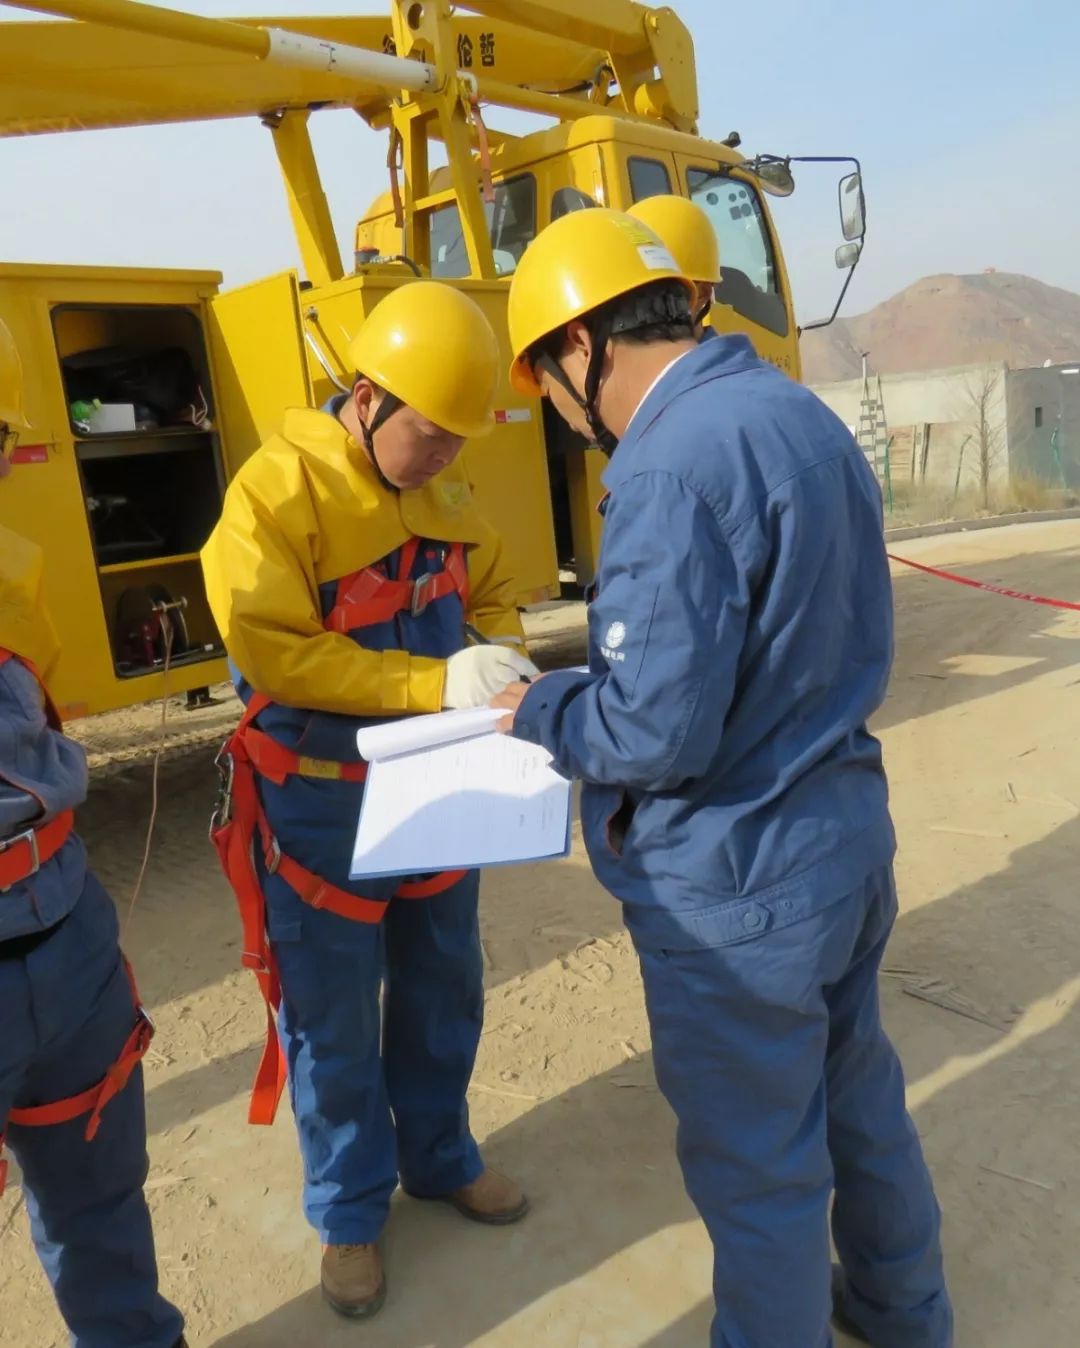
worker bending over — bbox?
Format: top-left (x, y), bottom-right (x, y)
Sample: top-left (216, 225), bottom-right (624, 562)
top-left (0, 320), bottom-right (185, 1348)
top-left (203, 282), bottom-right (535, 1322)
top-left (494, 210), bottom-right (953, 1348)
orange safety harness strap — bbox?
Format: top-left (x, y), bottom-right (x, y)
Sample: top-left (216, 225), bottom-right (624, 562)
top-left (326, 540), bottom-right (470, 635)
top-left (0, 959), bottom-right (152, 1196)
top-left (211, 697), bottom-right (465, 1124)
top-left (242, 724), bottom-right (370, 787)
top-left (209, 540), bottom-right (470, 1124)
top-left (9, 959), bottom-right (151, 1138)
top-left (210, 699), bottom-right (291, 1125)
top-left (0, 809), bottom-right (75, 892)
top-left (0, 650), bottom-right (76, 891)
top-left (0, 650), bottom-right (153, 1194)
top-left (468, 95), bottom-right (496, 206)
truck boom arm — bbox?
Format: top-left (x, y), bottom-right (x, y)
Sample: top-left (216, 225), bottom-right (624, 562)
top-left (0, 0), bottom-right (701, 289)
top-left (0, 0), bottom-right (697, 137)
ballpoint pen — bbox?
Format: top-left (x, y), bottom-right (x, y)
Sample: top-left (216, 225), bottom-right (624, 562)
top-left (464, 623), bottom-right (532, 683)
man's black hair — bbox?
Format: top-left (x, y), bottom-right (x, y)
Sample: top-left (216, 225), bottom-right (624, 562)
top-left (526, 279), bottom-right (694, 370)
top-left (524, 279), bottom-right (694, 456)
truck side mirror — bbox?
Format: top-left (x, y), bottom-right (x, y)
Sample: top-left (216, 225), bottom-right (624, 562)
top-left (840, 171), bottom-right (866, 242)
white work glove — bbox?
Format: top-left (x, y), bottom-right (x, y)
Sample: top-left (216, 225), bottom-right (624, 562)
top-left (442, 646), bottom-right (540, 709)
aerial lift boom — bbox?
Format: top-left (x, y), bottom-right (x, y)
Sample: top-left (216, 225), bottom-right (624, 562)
top-left (2, 0), bottom-right (703, 287)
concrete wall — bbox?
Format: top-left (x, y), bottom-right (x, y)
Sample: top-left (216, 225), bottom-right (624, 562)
top-left (813, 362), bottom-right (1010, 495)
top-left (1005, 365), bottom-right (1080, 488)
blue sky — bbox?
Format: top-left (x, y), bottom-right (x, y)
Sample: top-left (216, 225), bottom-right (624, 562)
top-left (1, 0), bottom-right (1077, 323)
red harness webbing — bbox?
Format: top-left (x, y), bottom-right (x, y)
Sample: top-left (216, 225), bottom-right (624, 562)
top-left (209, 539), bottom-right (470, 1125)
top-left (0, 650), bottom-right (153, 1194)
top-left (327, 538), bottom-right (469, 633)
top-left (0, 958), bottom-right (153, 1195)
top-left (0, 652), bottom-right (77, 891)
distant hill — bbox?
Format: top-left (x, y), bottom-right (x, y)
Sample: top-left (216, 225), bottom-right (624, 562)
top-left (800, 272), bottom-right (1080, 384)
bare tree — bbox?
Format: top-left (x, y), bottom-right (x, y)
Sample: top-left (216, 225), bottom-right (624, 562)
top-left (956, 364), bottom-right (1007, 508)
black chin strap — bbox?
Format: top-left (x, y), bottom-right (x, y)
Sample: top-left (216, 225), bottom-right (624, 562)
top-left (535, 288), bottom-right (692, 456)
top-left (693, 298), bottom-right (714, 328)
top-left (537, 314), bottom-right (619, 457)
top-left (357, 390), bottom-right (403, 492)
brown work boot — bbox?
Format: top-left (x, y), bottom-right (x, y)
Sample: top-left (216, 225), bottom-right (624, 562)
top-left (448, 1168), bottom-right (529, 1225)
top-left (320, 1243), bottom-right (386, 1319)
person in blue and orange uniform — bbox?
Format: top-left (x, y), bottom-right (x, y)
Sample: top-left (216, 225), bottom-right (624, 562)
top-left (202, 281), bottom-right (537, 1321)
top-left (0, 319), bottom-right (185, 1347)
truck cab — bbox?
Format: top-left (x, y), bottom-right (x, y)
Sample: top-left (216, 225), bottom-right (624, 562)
top-left (355, 115), bottom-right (800, 582)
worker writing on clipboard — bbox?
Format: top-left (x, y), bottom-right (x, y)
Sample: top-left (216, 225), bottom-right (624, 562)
top-left (492, 210), bottom-right (952, 1348)
top-left (202, 282), bottom-right (537, 1322)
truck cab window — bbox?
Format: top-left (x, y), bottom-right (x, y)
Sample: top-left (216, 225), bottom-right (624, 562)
top-left (430, 174), bottom-right (537, 279)
top-left (628, 157), bottom-right (672, 202)
top-left (551, 187), bottom-right (598, 221)
top-left (687, 168), bottom-right (788, 337)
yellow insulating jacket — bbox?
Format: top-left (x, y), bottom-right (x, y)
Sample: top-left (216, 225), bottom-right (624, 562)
top-left (0, 524), bottom-right (61, 682)
top-left (201, 408), bottom-right (526, 718)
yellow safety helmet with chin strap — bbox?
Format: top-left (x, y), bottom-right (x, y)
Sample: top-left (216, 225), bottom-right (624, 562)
top-left (346, 281), bottom-right (499, 442)
top-left (0, 317), bottom-right (31, 436)
top-left (507, 208), bottom-right (695, 400)
top-left (627, 195), bottom-right (721, 286)
top-left (507, 209), bottom-right (694, 452)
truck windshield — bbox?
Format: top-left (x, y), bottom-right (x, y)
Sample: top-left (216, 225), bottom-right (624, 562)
top-left (430, 174), bottom-right (537, 279)
top-left (686, 168), bottom-right (788, 337)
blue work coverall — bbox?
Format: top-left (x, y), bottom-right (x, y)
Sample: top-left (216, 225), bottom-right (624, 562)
top-left (236, 546), bottom-right (486, 1246)
top-left (203, 401), bottom-right (524, 1248)
top-left (513, 334), bottom-right (952, 1348)
top-left (0, 657), bottom-right (182, 1348)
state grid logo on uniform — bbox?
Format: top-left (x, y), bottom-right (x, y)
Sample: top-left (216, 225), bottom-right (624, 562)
top-left (602, 621), bottom-right (627, 663)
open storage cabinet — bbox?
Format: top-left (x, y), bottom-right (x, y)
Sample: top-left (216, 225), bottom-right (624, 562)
top-left (0, 263), bottom-right (231, 716)
top-left (1, 259), bottom-right (561, 719)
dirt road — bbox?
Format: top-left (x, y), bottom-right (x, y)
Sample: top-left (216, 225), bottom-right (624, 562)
top-left (2, 520), bottom-right (1079, 1347)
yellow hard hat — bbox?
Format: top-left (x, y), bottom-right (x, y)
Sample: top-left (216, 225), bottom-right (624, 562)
top-left (628, 195), bottom-right (720, 284)
top-left (346, 281), bottom-right (498, 439)
top-left (508, 208), bottom-right (694, 396)
top-left (0, 318), bottom-right (30, 432)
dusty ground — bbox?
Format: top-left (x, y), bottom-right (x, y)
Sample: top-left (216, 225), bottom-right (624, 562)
top-left (3, 520), bottom-right (1080, 1347)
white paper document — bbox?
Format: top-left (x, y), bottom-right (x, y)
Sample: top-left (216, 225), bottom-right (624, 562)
top-left (350, 708), bottom-right (572, 879)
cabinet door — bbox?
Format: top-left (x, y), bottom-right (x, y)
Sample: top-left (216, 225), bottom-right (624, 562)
top-left (208, 271), bottom-right (313, 475)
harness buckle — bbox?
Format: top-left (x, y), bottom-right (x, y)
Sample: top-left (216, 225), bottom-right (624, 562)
top-left (210, 745), bottom-right (235, 835)
top-left (0, 826), bottom-right (40, 893)
top-left (410, 571), bottom-right (438, 617)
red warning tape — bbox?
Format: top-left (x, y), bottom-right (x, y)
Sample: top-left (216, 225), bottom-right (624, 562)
top-left (887, 553), bottom-right (1080, 613)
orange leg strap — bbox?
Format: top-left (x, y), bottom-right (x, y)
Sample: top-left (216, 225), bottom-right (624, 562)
top-left (210, 714), bottom-right (473, 1128)
top-left (0, 960), bottom-right (153, 1194)
top-left (8, 1013), bottom-right (154, 1141)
